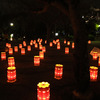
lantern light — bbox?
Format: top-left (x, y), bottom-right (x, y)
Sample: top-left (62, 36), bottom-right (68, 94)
top-left (27, 45), bottom-right (31, 51)
top-left (19, 44), bottom-right (22, 49)
top-left (14, 46), bottom-right (18, 52)
top-left (37, 82), bottom-right (50, 100)
top-left (1, 52), bottom-right (6, 60)
top-left (98, 56), bottom-right (100, 66)
top-left (39, 45), bottom-right (43, 50)
top-left (57, 44), bottom-right (60, 49)
top-left (39, 51), bottom-right (44, 59)
top-left (67, 41), bottom-right (70, 46)
top-left (64, 40), bottom-right (66, 44)
top-left (65, 47), bottom-right (69, 54)
top-left (45, 40), bottom-right (47, 44)
top-left (35, 43), bottom-right (38, 48)
top-left (34, 56), bottom-right (40, 66)
top-left (7, 66), bottom-right (16, 83)
top-left (72, 42), bottom-right (75, 49)
top-left (8, 43), bottom-right (11, 48)
top-left (8, 57), bottom-right (15, 67)
top-left (21, 48), bottom-right (25, 55)
top-left (6, 43), bottom-right (9, 47)
top-left (90, 66), bottom-right (98, 81)
top-left (54, 64), bottom-right (63, 80)
top-left (23, 41), bottom-right (26, 47)
top-left (42, 46), bottom-right (46, 53)
top-left (88, 40), bottom-right (91, 44)
top-left (49, 42), bottom-right (53, 47)
top-left (93, 52), bottom-right (98, 60)
top-left (9, 48), bottom-right (13, 55)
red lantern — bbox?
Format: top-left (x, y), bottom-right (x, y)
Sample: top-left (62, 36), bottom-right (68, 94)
top-left (39, 51), bottom-right (44, 59)
top-left (72, 42), bottom-right (75, 49)
top-left (21, 48), bottom-right (25, 55)
top-left (88, 40), bottom-right (91, 44)
top-left (34, 56), bottom-right (40, 66)
top-left (8, 43), bottom-right (11, 48)
top-left (67, 41), bottom-right (70, 46)
top-left (14, 46), bottom-right (18, 52)
top-left (64, 40), bottom-right (66, 44)
top-left (49, 42), bottom-right (53, 47)
top-left (23, 41), bottom-right (26, 47)
top-left (45, 40), bottom-right (47, 44)
top-left (6, 43), bottom-right (9, 47)
top-left (1, 52), bottom-right (6, 60)
top-left (53, 40), bottom-right (56, 45)
top-left (65, 47), bottom-right (69, 54)
top-left (98, 57), bottom-right (100, 66)
top-left (90, 66), bottom-right (98, 81)
top-left (42, 46), bottom-right (46, 53)
top-left (33, 40), bottom-right (36, 44)
top-left (27, 45), bottom-right (31, 51)
top-left (19, 44), bottom-right (22, 49)
top-left (35, 43), bottom-right (38, 48)
top-left (7, 66), bottom-right (16, 83)
top-left (9, 48), bottom-right (13, 55)
top-left (39, 45), bottom-right (43, 50)
top-left (8, 57), bottom-right (15, 67)
top-left (57, 44), bottom-right (60, 49)
top-left (37, 82), bottom-right (50, 100)
top-left (93, 52), bottom-right (98, 60)
top-left (54, 64), bottom-right (63, 80)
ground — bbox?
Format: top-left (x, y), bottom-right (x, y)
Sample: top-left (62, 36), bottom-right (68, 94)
top-left (0, 40), bottom-right (100, 100)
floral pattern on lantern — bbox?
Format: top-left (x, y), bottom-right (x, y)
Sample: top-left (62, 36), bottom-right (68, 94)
top-left (54, 64), bottom-right (63, 80)
top-left (37, 82), bottom-right (50, 100)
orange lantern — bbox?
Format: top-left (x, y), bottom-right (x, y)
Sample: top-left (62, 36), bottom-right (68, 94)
top-left (8, 57), bottom-right (15, 67)
top-left (45, 40), bottom-right (47, 44)
top-left (9, 48), bottom-right (13, 55)
top-left (39, 45), bottom-right (43, 50)
top-left (56, 39), bottom-right (59, 43)
top-left (53, 40), bottom-right (56, 45)
top-left (27, 45), bottom-right (31, 51)
top-left (1, 52), bottom-right (6, 60)
top-left (33, 40), bottom-right (36, 44)
top-left (49, 42), bottom-right (53, 47)
top-left (90, 66), bottom-right (98, 81)
top-left (37, 82), bottom-right (50, 100)
top-left (23, 41), bottom-right (26, 47)
top-left (7, 66), bottom-right (16, 83)
top-left (35, 43), bottom-right (38, 48)
top-left (93, 52), bottom-right (98, 60)
top-left (42, 46), bottom-right (46, 53)
top-left (6, 43), bottom-right (9, 47)
top-left (72, 42), bottom-right (75, 49)
top-left (88, 40), bottom-right (91, 44)
top-left (64, 40), bottom-right (66, 44)
top-left (65, 47), bottom-right (69, 54)
top-left (21, 48), bottom-right (25, 55)
top-left (39, 51), bottom-right (44, 59)
top-left (14, 46), bottom-right (18, 52)
top-left (67, 41), bottom-right (70, 46)
top-left (19, 44), bottom-right (22, 49)
top-left (30, 41), bottom-right (33, 45)
top-left (54, 64), bottom-right (63, 80)
top-left (8, 43), bottom-right (11, 48)
top-left (98, 57), bottom-right (100, 66)
top-left (57, 44), bottom-right (60, 49)
top-left (34, 56), bottom-right (40, 66)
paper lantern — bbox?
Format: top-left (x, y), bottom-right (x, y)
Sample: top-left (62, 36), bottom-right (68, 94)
top-left (9, 48), bottom-right (13, 55)
top-left (53, 40), bottom-right (56, 45)
top-left (93, 52), bottom-right (98, 60)
top-left (34, 56), bottom-right (40, 66)
top-left (57, 44), bottom-right (60, 49)
top-left (27, 45), bottom-right (31, 51)
top-left (8, 57), bottom-right (15, 67)
top-left (98, 57), bottom-right (100, 66)
top-left (39, 51), bottom-right (44, 59)
top-left (90, 66), bottom-right (98, 81)
top-left (14, 46), bottom-right (18, 52)
top-left (49, 42), bottom-right (53, 47)
top-left (42, 46), bottom-right (46, 53)
top-left (23, 41), bottom-right (26, 47)
top-left (54, 64), bottom-right (63, 80)
top-left (35, 43), bottom-right (38, 48)
top-left (72, 42), bottom-right (75, 49)
top-left (8, 43), bottom-right (11, 48)
top-left (19, 44), bottom-right (22, 49)
top-left (37, 82), bottom-right (50, 100)
top-left (6, 43), bottom-right (9, 47)
top-left (45, 40), bottom-right (47, 44)
top-left (1, 52), bottom-right (6, 60)
top-left (39, 45), bottom-right (43, 50)
top-left (64, 40), bottom-right (66, 44)
top-left (67, 41), bottom-right (70, 46)
top-left (21, 48), bottom-right (25, 55)
top-left (65, 47), bottom-right (69, 54)
top-left (56, 39), bottom-right (59, 43)
top-left (33, 40), bottom-right (36, 44)
top-left (7, 66), bottom-right (16, 83)
top-left (88, 40), bottom-right (91, 44)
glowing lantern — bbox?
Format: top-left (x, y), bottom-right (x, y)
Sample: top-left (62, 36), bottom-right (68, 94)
top-left (6, 43), bottom-right (9, 47)
top-left (23, 41), bottom-right (26, 47)
top-left (93, 52), bottom-right (98, 60)
top-left (57, 44), bottom-right (60, 49)
top-left (9, 48), bottom-right (13, 55)
top-left (54, 64), bottom-right (63, 80)
top-left (39, 45), bottom-right (43, 50)
top-left (27, 45), bottom-right (31, 51)
top-left (8, 57), bottom-right (15, 67)
top-left (64, 40), bottom-right (66, 44)
top-left (53, 40), bottom-right (56, 45)
top-left (39, 51), bottom-right (44, 59)
top-left (34, 56), bottom-right (40, 66)
top-left (7, 66), bottom-right (16, 83)
top-left (8, 43), bottom-right (11, 48)
top-left (56, 39), bottom-right (59, 43)
top-left (88, 40), bottom-right (91, 44)
top-left (14, 46), bottom-right (18, 52)
top-left (35, 43), bottom-right (38, 48)
top-left (39, 42), bottom-right (41, 45)
top-left (67, 41), bottom-right (70, 46)
top-left (65, 47), bottom-right (69, 54)
top-left (33, 40), bottom-right (36, 44)
top-left (42, 46), bottom-right (46, 53)
top-left (90, 66), bottom-right (98, 81)
top-left (21, 48), bottom-right (25, 55)
top-left (1, 52), bottom-right (6, 60)
top-left (72, 42), bottom-right (75, 49)
top-left (45, 40), bottom-right (47, 44)
top-left (19, 44), bottom-right (22, 49)
top-left (30, 40), bottom-right (33, 45)
top-left (37, 82), bottom-right (50, 100)
top-left (49, 42), bottom-right (53, 47)
top-left (98, 57), bottom-right (100, 66)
